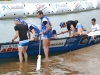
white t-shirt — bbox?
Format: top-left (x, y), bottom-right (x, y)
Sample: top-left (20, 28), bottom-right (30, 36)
top-left (91, 24), bottom-right (100, 32)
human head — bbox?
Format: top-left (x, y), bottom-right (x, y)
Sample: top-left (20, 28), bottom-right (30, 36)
top-left (36, 10), bottom-right (43, 19)
top-left (59, 22), bottom-right (66, 28)
top-left (14, 17), bottom-right (21, 25)
top-left (21, 21), bottom-right (27, 26)
top-left (75, 20), bottom-right (78, 24)
top-left (91, 18), bottom-right (96, 25)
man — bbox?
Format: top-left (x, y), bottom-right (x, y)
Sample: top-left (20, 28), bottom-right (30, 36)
top-left (21, 21), bottom-right (40, 41)
top-left (89, 18), bottom-right (100, 39)
top-left (75, 20), bottom-right (87, 35)
top-left (37, 11), bottom-right (52, 61)
top-left (12, 17), bottom-right (30, 63)
top-left (91, 18), bottom-right (100, 32)
top-left (59, 20), bottom-right (77, 37)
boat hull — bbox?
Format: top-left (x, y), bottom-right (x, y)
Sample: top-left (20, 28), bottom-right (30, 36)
top-left (0, 35), bottom-right (100, 59)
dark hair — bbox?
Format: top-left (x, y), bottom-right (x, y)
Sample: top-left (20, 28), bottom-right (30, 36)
top-left (75, 20), bottom-right (78, 23)
top-left (91, 18), bottom-right (96, 22)
top-left (37, 10), bottom-right (43, 15)
top-left (63, 22), bottom-right (66, 25)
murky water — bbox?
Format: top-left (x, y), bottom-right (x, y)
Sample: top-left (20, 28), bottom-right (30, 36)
top-left (0, 44), bottom-right (100, 75)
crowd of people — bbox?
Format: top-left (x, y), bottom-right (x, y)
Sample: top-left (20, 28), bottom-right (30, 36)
top-left (11, 10), bottom-right (100, 63)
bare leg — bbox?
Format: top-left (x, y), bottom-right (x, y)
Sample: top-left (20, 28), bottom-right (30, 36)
top-left (81, 31), bottom-right (87, 35)
top-left (22, 46), bottom-right (28, 62)
top-left (18, 46), bottom-right (24, 63)
top-left (42, 39), bottom-right (49, 61)
top-left (92, 36), bottom-right (95, 39)
top-left (19, 62), bottom-right (23, 72)
top-left (74, 31), bottom-right (87, 36)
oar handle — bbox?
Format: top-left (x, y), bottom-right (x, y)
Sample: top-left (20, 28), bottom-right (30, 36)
top-left (57, 31), bottom-right (68, 35)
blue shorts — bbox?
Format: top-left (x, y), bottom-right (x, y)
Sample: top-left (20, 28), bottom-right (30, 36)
top-left (41, 34), bottom-right (50, 39)
top-left (19, 40), bottom-right (29, 47)
top-left (35, 33), bottom-right (39, 38)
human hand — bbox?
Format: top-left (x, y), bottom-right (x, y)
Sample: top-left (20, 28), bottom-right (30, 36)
top-left (10, 39), bottom-right (14, 43)
top-left (40, 32), bottom-right (43, 35)
top-left (60, 31), bottom-right (64, 34)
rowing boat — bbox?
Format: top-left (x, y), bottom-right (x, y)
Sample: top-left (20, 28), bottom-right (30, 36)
top-left (0, 35), bottom-right (100, 59)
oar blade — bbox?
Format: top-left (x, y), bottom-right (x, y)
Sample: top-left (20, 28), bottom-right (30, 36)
top-left (36, 55), bottom-right (41, 71)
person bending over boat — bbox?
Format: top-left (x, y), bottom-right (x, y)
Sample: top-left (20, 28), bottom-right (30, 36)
top-left (21, 21), bottom-right (40, 41)
top-left (37, 11), bottom-right (52, 61)
top-left (11, 17), bottom-right (30, 63)
top-left (91, 18), bottom-right (100, 32)
top-left (59, 20), bottom-right (77, 37)
top-left (50, 27), bottom-right (57, 39)
top-left (75, 20), bottom-right (87, 36)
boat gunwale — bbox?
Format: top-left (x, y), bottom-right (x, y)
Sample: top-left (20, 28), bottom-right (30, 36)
top-left (0, 35), bottom-right (89, 45)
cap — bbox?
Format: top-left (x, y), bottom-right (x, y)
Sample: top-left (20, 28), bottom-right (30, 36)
top-left (21, 20), bottom-right (25, 25)
top-left (14, 17), bottom-right (21, 22)
top-left (21, 20), bottom-right (28, 26)
top-left (59, 22), bottom-right (64, 28)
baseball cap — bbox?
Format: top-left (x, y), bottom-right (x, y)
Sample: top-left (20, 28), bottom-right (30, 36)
top-left (14, 17), bottom-right (21, 22)
top-left (21, 20), bottom-right (28, 26)
top-left (59, 22), bottom-right (64, 28)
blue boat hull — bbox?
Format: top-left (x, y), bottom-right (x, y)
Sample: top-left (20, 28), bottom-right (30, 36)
top-left (0, 35), bottom-right (100, 59)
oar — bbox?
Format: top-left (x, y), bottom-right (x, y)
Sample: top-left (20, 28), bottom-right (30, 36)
top-left (36, 34), bottom-right (41, 71)
top-left (57, 31), bottom-right (68, 35)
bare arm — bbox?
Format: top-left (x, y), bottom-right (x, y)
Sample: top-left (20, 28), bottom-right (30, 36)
top-left (12, 31), bottom-right (19, 41)
top-left (64, 30), bottom-right (68, 33)
top-left (27, 30), bottom-right (31, 39)
top-left (83, 28), bottom-right (86, 31)
top-left (31, 29), bottom-right (36, 38)
top-left (29, 29), bottom-right (36, 41)
top-left (70, 25), bottom-right (75, 36)
top-left (68, 30), bottom-right (71, 37)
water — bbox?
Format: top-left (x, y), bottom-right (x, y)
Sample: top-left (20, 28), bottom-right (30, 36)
top-left (0, 44), bottom-right (100, 75)
top-left (0, 9), bottom-right (100, 42)
top-left (0, 0), bottom-right (100, 42)
top-left (0, 0), bottom-right (100, 75)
